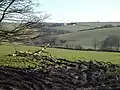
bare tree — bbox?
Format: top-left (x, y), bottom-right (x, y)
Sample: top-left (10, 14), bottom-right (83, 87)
top-left (0, 0), bottom-right (49, 43)
top-left (101, 35), bottom-right (120, 51)
top-left (41, 36), bottom-right (57, 47)
top-left (92, 38), bottom-right (98, 50)
top-left (60, 40), bottom-right (67, 45)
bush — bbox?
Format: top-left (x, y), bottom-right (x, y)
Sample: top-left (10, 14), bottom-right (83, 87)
top-left (74, 44), bottom-right (83, 50)
top-left (101, 24), bottom-right (115, 28)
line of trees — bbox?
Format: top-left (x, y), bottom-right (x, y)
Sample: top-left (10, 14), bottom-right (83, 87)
top-left (40, 34), bottom-right (120, 52)
top-left (29, 34), bottom-right (120, 52)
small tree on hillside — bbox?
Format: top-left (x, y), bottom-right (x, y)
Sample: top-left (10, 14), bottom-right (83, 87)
top-left (101, 35), bottom-right (120, 51)
top-left (92, 38), bottom-right (99, 50)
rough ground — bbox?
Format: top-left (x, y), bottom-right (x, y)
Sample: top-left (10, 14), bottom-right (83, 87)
top-left (0, 55), bottom-right (120, 90)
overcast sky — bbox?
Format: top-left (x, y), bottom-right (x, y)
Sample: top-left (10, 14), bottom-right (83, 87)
top-left (35, 0), bottom-right (120, 23)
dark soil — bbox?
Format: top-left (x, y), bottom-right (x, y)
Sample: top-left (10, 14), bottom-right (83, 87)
top-left (0, 55), bottom-right (120, 90)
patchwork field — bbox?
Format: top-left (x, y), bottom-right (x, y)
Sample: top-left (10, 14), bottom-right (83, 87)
top-left (49, 22), bottom-right (120, 49)
top-left (53, 22), bottom-right (120, 32)
top-left (2, 22), bottom-right (120, 49)
top-left (57, 27), bottom-right (120, 48)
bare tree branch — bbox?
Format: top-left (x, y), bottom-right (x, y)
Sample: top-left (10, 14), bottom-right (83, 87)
top-left (0, 0), bottom-right (15, 22)
top-left (0, 0), bottom-right (49, 43)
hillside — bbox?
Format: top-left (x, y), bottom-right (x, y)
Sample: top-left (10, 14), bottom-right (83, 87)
top-left (51, 22), bottom-right (120, 32)
top-left (2, 22), bottom-right (120, 50)
top-left (57, 27), bottom-right (120, 48)
top-left (77, 22), bottom-right (120, 27)
top-left (46, 22), bottom-right (120, 49)
top-left (51, 24), bottom-right (94, 32)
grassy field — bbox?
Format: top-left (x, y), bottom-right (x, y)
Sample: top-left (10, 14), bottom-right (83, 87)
top-left (0, 43), bottom-right (40, 68)
top-left (53, 22), bottom-right (120, 32)
top-left (77, 22), bottom-right (120, 27)
top-left (48, 22), bottom-right (120, 49)
top-left (1, 43), bottom-right (120, 68)
top-left (57, 27), bottom-right (120, 48)
top-left (52, 24), bottom-right (94, 32)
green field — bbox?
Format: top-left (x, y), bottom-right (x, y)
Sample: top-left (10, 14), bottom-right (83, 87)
top-left (57, 27), bottom-right (120, 48)
top-left (53, 22), bottom-right (120, 32)
top-left (0, 43), bottom-right (40, 68)
top-left (77, 22), bottom-right (120, 27)
top-left (52, 24), bottom-right (94, 32)
top-left (1, 43), bottom-right (120, 68)
top-left (51, 22), bottom-right (120, 49)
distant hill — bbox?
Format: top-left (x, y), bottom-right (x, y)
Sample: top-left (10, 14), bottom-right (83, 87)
top-left (49, 22), bottom-right (120, 49)
top-left (57, 27), bottom-right (120, 48)
top-left (48, 22), bottom-right (120, 32)
top-left (2, 22), bottom-right (120, 50)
